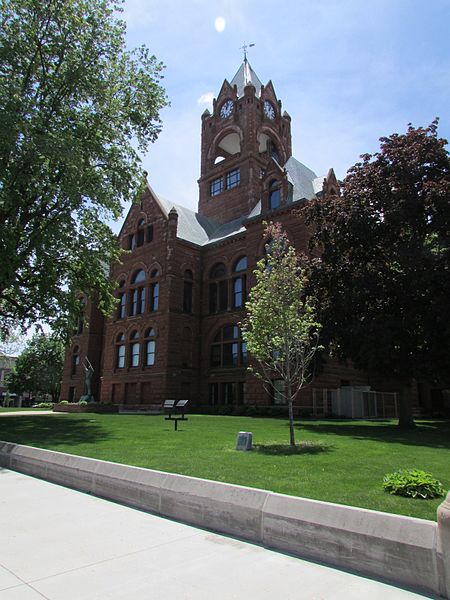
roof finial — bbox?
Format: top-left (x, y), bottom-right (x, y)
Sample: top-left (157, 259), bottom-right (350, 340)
top-left (240, 42), bottom-right (255, 62)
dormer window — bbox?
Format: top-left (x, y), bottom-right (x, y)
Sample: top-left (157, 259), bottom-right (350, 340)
top-left (269, 179), bottom-right (281, 210)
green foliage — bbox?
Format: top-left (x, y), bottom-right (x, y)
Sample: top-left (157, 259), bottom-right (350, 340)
top-left (59, 400), bottom-right (69, 405)
top-left (0, 0), bottom-right (168, 336)
top-left (78, 400), bottom-right (88, 406)
top-left (6, 333), bottom-right (64, 402)
top-left (306, 121), bottom-right (450, 428)
top-left (241, 222), bottom-right (321, 445)
top-left (383, 469), bottom-right (445, 499)
top-left (35, 402), bottom-right (54, 409)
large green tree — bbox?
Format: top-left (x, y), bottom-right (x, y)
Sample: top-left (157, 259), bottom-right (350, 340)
top-left (305, 121), bottom-right (450, 428)
top-left (0, 0), bottom-right (168, 337)
top-left (241, 223), bottom-right (321, 447)
top-left (6, 333), bottom-right (65, 402)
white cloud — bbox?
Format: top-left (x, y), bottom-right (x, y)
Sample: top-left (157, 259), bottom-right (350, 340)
top-left (197, 92), bottom-right (214, 106)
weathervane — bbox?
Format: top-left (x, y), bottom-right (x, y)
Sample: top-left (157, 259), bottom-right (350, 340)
top-left (240, 42), bottom-right (255, 61)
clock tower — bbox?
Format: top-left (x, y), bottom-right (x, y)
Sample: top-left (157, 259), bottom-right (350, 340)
top-left (198, 59), bottom-right (292, 224)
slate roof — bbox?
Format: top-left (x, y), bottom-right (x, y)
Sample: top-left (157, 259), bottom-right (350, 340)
top-left (150, 156), bottom-right (325, 247)
top-left (284, 157), bottom-right (323, 202)
top-left (230, 59), bottom-right (263, 98)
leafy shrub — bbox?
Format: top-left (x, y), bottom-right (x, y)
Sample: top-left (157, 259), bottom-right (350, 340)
top-left (59, 400), bottom-right (69, 405)
top-left (383, 469), bottom-right (445, 499)
top-left (78, 400), bottom-right (88, 406)
top-left (36, 402), bottom-right (53, 409)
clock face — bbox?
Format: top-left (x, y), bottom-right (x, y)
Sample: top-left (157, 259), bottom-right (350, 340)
top-left (264, 100), bottom-right (275, 120)
top-left (220, 100), bottom-right (234, 119)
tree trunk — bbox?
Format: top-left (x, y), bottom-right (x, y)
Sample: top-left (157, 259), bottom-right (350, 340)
top-left (397, 383), bottom-right (416, 429)
top-left (287, 384), bottom-right (296, 446)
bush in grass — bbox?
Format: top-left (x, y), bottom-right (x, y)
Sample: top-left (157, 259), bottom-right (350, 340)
top-left (36, 402), bottom-right (53, 409)
top-left (383, 469), bottom-right (445, 499)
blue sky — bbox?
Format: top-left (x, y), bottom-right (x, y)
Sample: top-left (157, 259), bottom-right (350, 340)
top-left (119, 0), bottom-right (450, 224)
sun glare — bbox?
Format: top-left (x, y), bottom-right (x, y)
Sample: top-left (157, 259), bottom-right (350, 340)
top-left (214, 16), bottom-right (226, 32)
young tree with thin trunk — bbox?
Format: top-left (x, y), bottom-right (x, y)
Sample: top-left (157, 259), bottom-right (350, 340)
top-left (241, 223), bottom-right (321, 447)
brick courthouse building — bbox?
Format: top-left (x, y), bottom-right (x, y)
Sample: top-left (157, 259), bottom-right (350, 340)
top-left (61, 60), bottom-right (395, 413)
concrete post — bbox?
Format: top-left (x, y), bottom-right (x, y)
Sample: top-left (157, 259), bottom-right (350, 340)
top-left (437, 491), bottom-right (450, 599)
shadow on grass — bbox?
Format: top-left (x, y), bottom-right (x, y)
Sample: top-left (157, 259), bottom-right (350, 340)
top-left (254, 441), bottom-right (333, 456)
top-left (296, 419), bottom-right (450, 450)
top-left (0, 416), bottom-right (110, 448)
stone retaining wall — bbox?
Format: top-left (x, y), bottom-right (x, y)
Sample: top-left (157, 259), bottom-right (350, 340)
top-left (0, 441), bottom-right (448, 598)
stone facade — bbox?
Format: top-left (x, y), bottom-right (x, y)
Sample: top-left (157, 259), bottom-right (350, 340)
top-left (61, 60), bottom-right (402, 413)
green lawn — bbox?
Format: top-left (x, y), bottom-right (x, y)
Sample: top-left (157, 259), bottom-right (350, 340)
top-left (0, 413), bottom-right (448, 521)
top-left (0, 407), bottom-right (49, 412)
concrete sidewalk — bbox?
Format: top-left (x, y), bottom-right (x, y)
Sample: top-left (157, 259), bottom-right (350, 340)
top-left (0, 470), bottom-right (435, 600)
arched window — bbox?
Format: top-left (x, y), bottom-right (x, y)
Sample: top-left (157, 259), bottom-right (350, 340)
top-left (117, 280), bottom-right (126, 320)
top-left (116, 333), bottom-right (125, 368)
top-left (183, 270), bottom-right (193, 313)
top-left (210, 325), bottom-right (247, 368)
top-left (129, 270), bottom-right (146, 316)
top-left (75, 298), bottom-right (85, 334)
top-left (129, 330), bottom-right (140, 367)
top-left (144, 328), bottom-right (156, 366)
top-left (209, 263), bottom-right (228, 314)
top-left (269, 179), bottom-right (281, 210)
top-left (71, 345), bottom-right (80, 375)
top-left (232, 256), bottom-right (247, 309)
top-left (136, 219), bottom-right (145, 247)
top-left (150, 269), bottom-right (160, 312)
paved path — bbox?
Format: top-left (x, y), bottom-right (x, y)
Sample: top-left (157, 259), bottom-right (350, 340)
top-left (0, 470), bottom-right (435, 600)
top-left (0, 411), bottom-right (59, 417)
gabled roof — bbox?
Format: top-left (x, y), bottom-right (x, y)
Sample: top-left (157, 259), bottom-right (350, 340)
top-left (230, 59), bottom-right (263, 98)
top-left (284, 157), bottom-right (323, 201)
top-left (145, 156), bottom-right (326, 247)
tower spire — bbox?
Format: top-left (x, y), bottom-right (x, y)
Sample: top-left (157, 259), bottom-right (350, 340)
top-left (239, 42), bottom-right (255, 62)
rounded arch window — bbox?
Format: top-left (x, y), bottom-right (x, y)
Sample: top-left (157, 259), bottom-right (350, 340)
top-left (269, 179), bottom-right (281, 210)
top-left (144, 328), bottom-right (156, 366)
top-left (117, 280), bottom-right (126, 319)
top-left (233, 256), bottom-right (247, 308)
top-left (131, 270), bottom-right (146, 284)
top-left (210, 325), bottom-right (247, 368)
top-left (150, 269), bottom-right (160, 312)
top-left (209, 263), bottom-right (228, 313)
top-left (71, 345), bottom-right (80, 375)
top-left (129, 330), bottom-right (140, 367)
top-left (115, 334), bottom-right (125, 368)
top-left (129, 271), bottom-right (146, 316)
